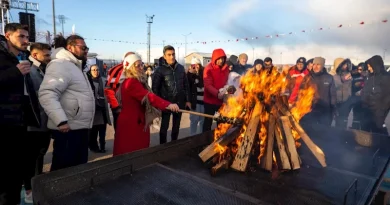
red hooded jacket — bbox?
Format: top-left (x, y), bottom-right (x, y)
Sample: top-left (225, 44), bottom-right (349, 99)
top-left (203, 49), bottom-right (229, 105)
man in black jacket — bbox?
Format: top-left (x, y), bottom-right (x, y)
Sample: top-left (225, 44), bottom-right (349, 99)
top-left (301, 57), bottom-right (337, 127)
top-left (152, 45), bottom-right (191, 144)
top-left (0, 23), bottom-right (31, 205)
top-left (361, 55), bottom-right (390, 134)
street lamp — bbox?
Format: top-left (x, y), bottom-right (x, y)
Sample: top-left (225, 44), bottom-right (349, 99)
top-left (182, 32), bottom-right (191, 65)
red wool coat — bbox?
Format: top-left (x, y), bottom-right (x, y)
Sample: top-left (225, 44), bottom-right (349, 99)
top-left (113, 78), bottom-right (170, 156)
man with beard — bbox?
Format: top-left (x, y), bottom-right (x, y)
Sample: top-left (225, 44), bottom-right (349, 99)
top-left (0, 23), bottom-right (30, 205)
top-left (361, 55), bottom-right (390, 134)
top-left (39, 35), bottom-right (95, 171)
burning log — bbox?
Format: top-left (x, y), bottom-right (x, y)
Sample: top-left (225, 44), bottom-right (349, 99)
top-left (279, 116), bottom-right (301, 170)
top-left (274, 122), bottom-right (292, 170)
top-left (230, 103), bottom-right (263, 172)
top-left (197, 68), bottom-right (326, 176)
top-left (199, 127), bottom-right (241, 162)
top-left (260, 115), bottom-right (276, 171)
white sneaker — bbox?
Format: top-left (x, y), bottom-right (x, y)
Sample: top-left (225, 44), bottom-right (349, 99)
top-left (24, 191), bottom-right (33, 204)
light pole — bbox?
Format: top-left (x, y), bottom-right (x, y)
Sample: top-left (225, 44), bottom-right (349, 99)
top-left (146, 14), bottom-right (155, 64)
top-left (52, 0), bottom-right (56, 35)
top-left (182, 32), bottom-right (191, 65)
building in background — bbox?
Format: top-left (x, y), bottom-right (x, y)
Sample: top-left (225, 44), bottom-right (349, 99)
top-left (184, 52), bottom-right (231, 69)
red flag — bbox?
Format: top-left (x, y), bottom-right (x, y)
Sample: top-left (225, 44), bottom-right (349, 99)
top-left (360, 21), bottom-right (365, 25)
top-left (338, 24), bottom-right (342, 27)
top-left (383, 19), bottom-right (388, 23)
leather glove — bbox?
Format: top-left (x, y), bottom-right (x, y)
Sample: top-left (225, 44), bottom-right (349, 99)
top-left (227, 85), bottom-right (237, 94)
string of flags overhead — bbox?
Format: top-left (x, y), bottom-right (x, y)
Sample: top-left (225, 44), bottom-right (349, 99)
top-left (84, 19), bottom-right (388, 46)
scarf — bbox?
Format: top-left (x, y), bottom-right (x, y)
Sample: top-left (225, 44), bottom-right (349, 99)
top-left (118, 75), bottom-right (161, 131)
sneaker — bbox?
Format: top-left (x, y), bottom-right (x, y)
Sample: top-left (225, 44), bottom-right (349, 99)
top-left (24, 191), bottom-right (33, 204)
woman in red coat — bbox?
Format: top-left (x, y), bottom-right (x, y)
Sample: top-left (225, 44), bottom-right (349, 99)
top-left (113, 54), bottom-right (179, 156)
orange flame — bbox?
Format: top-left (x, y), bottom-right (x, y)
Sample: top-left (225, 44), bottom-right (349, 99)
top-left (212, 67), bottom-right (315, 165)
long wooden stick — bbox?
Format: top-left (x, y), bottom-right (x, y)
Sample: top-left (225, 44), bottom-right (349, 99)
top-left (178, 109), bottom-right (215, 119)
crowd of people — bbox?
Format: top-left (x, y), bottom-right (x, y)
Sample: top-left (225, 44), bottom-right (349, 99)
top-left (1, 22), bottom-right (389, 205)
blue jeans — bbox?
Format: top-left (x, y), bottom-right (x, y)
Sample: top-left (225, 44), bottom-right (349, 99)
top-left (190, 104), bottom-right (205, 136)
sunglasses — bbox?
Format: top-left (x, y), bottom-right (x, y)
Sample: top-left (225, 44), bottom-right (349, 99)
top-left (74, 44), bottom-right (89, 51)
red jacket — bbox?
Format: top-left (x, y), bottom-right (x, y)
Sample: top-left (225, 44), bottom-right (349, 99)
top-left (287, 66), bottom-right (309, 103)
top-left (104, 63), bottom-right (124, 109)
top-left (203, 49), bottom-right (229, 105)
top-left (113, 78), bottom-right (170, 156)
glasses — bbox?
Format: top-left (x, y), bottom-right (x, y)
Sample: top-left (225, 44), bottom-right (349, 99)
top-left (74, 44), bottom-right (89, 51)
top-left (134, 63), bottom-right (143, 68)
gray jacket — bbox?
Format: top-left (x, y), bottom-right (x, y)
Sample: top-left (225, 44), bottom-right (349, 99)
top-left (28, 56), bottom-right (49, 132)
top-left (39, 48), bottom-right (95, 130)
top-left (331, 58), bottom-right (353, 103)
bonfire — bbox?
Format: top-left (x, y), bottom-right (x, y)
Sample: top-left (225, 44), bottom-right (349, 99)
top-left (198, 68), bottom-right (326, 176)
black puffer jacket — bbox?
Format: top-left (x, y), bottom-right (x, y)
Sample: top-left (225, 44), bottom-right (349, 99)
top-left (0, 35), bottom-right (29, 126)
top-left (361, 55), bottom-right (390, 127)
top-left (152, 60), bottom-right (190, 107)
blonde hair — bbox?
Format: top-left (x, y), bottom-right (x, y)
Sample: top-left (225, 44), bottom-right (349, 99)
top-left (124, 63), bottom-right (147, 85)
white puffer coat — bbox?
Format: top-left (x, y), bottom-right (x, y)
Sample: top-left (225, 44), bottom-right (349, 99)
top-left (39, 48), bottom-right (95, 130)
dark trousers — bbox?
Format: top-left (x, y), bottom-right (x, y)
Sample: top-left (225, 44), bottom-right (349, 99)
top-left (202, 103), bottom-right (222, 143)
top-left (112, 109), bottom-right (120, 131)
top-left (335, 100), bottom-right (354, 129)
top-left (22, 131), bottom-right (51, 191)
top-left (361, 119), bottom-right (389, 135)
top-left (301, 109), bottom-right (333, 127)
top-left (50, 129), bottom-right (89, 172)
top-left (202, 103), bottom-right (221, 132)
top-left (89, 124), bottom-right (107, 150)
top-left (160, 111), bottom-right (182, 144)
top-left (352, 102), bottom-right (364, 130)
top-left (0, 126), bottom-right (25, 205)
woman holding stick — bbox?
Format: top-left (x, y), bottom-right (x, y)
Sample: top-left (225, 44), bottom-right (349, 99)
top-left (113, 54), bottom-right (179, 156)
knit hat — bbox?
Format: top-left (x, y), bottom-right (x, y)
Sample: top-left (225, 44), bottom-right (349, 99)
top-left (122, 51), bottom-right (135, 60)
top-left (191, 57), bottom-right (201, 65)
top-left (307, 58), bottom-right (314, 64)
top-left (313, 57), bottom-right (325, 66)
top-left (296, 57), bottom-right (306, 64)
top-left (253, 59), bottom-right (264, 67)
top-left (229, 55), bottom-right (238, 64)
top-left (123, 54), bottom-right (142, 70)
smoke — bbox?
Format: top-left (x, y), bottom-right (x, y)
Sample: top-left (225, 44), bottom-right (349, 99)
top-left (219, 0), bottom-right (390, 62)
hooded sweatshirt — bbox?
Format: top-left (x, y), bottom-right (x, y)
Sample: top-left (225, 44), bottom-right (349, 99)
top-left (331, 58), bottom-right (353, 103)
top-left (203, 49), bottom-right (229, 105)
top-left (361, 55), bottom-right (390, 127)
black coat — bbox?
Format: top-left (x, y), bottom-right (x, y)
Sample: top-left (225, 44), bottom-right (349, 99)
top-left (152, 60), bottom-right (190, 108)
top-left (0, 35), bottom-right (30, 126)
top-left (309, 68), bottom-right (337, 111)
top-left (361, 55), bottom-right (390, 127)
